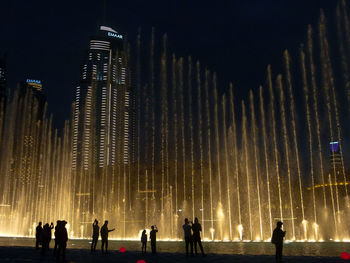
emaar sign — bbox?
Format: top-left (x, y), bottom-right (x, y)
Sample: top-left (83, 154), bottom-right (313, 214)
top-left (26, 79), bottom-right (41, 84)
top-left (108, 32), bottom-right (123, 39)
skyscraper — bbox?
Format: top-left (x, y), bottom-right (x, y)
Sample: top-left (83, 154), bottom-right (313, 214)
top-left (73, 26), bottom-right (130, 171)
top-left (0, 56), bottom-right (6, 104)
top-left (72, 26), bottom-right (131, 223)
top-left (0, 56), bottom-right (7, 142)
top-left (330, 141), bottom-right (342, 172)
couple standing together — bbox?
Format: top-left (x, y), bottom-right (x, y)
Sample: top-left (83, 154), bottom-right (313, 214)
top-left (182, 218), bottom-right (206, 257)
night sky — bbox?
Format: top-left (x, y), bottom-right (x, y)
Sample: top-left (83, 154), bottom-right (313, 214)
top-left (0, 0), bottom-right (338, 129)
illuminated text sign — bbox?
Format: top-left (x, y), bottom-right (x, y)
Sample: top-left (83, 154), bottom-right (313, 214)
top-left (108, 32), bottom-right (123, 39)
top-left (26, 79), bottom-right (41, 84)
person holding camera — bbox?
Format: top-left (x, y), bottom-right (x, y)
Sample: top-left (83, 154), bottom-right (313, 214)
top-left (150, 225), bottom-right (158, 254)
top-left (91, 219), bottom-right (99, 252)
top-left (192, 217), bottom-right (206, 257)
top-left (271, 221), bottom-right (286, 263)
top-left (183, 218), bottom-right (194, 257)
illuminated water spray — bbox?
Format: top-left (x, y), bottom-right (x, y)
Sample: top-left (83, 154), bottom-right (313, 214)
top-left (301, 46), bottom-right (317, 240)
top-left (204, 69), bottom-right (214, 239)
top-left (307, 25), bottom-right (327, 208)
top-left (259, 86), bottom-right (272, 237)
top-left (242, 101), bottom-right (252, 241)
top-left (213, 85), bottom-right (223, 239)
top-left (222, 94), bottom-right (233, 240)
top-left (193, 60), bottom-right (204, 231)
top-left (249, 90), bottom-right (263, 240)
top-left (267, 65), bottom-right (283, 223)
top-left (229, 85), bottom-right (242, 239)
top-left (171, 54), bottom-right (178, 215)
top-left (284, 50), bottom-right (305, 238)
top-left (277, 75), bottom-right (295, 240)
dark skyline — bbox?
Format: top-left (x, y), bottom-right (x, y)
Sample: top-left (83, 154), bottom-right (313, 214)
top-left (0, 0), bottom-right (338, 128)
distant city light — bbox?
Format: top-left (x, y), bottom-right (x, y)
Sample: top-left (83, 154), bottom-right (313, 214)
top-left (330, 141), bottom-right (340, 152)
top-left (26, 79), bottom-right (41, 84)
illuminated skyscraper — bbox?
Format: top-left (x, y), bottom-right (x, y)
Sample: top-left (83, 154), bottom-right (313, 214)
top-left (330, 141), bottom-right (342, 172)
top-left (0, 56), bottom-right (6, 104)
top-left (0, 56), bottom-right (7, 142)
top-left (72, 25), bottom-right (130, 172)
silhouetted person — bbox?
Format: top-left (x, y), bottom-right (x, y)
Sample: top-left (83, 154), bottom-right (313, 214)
top-left (183, 218), bottom-right (194, 257)
top-left (53, 220), bottom-right (61, 255)
top-left (141, 229), bottom-right (147, 253)
top-left (91, 219), bottom-right (99, 252)
top-left (41, 223), bottom-right (52, 255)
top-left (150, 225), bottom-right (158, 254)
top-left (100, 220), bottom-right (115, 253)
top-left (271, 221), bottom-right (286, 263)
top-left (192, 217), bottom-right (206, 257)
top-left (35, 222), bottom-right (43, 250)
top-left (56, 220), bottom-right (68, 262)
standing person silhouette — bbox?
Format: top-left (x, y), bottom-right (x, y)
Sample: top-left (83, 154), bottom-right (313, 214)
top-left (91, 219), bottom-right (99, 252)
top-left (56, 221), bottom-right (68, 262)
top-left (150, 225), bottom-right (158, 254)
top-left (141, 229), bottom-right (147, 253)
top-left (53, 220), bottom-right (61, 255)
top-left (271, 221), bottom-right (286, 263)
top-left (192, 217), bottom-right (206, 257)
top-left (41, 223), bottom-right (50, 255)
top-left (100, 220), bottom-right (115, 253)
top-left (182, 218), bottom-right (194, 257)
top-left (35, 222), bottom-right (43, 250)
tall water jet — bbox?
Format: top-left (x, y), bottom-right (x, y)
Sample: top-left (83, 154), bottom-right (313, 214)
top-left (171, 54), bottom-right (178, 215)
top-left (301, 45), bottom-right (317, 240)
top-left (213, 84), bottom-right (222, 205)
top-left (277, 74), bottom-right (295, 240)
top-left (136, 28), bottom-right (141, 193)
top-left (267, 65), bottom-right (283, 223)
top-left (284, 50), bottom-right (305, 236)
top-left (229, 84), bottom-right (242, 239)
top-left (150, 27), bottom-right (156, 201)
top-left (177, 58), bottom-right (189, 219)
top-left (194, 60), bottom-right (205, 236)
top-left (249, 90), bottom-right (263, 240)
top-left (242, 100), bottom-right (252, 241)
top-left (307, 25), bottom-right (327, 208)
top-left (160, 34), bottom-right (168, 215)
top-left (204, 69), bottom-right (214, 239)
top-left (259, 85), bottom-right (273, 237)
top-left (222, 94), bottom-right (232, 240)
top-left (213, 84), bottom-right (223, 239)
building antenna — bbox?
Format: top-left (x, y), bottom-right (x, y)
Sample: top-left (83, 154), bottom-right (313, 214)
top-left (103, 0), bottom-right (107, 25)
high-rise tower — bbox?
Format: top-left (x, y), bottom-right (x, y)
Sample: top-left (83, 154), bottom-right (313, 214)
top-left (0, 56), bottom-right (7, 142)
top-left (73, 26), bottom-right (130, 171)
top-left (0, 56), bottom-right (6, 104)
